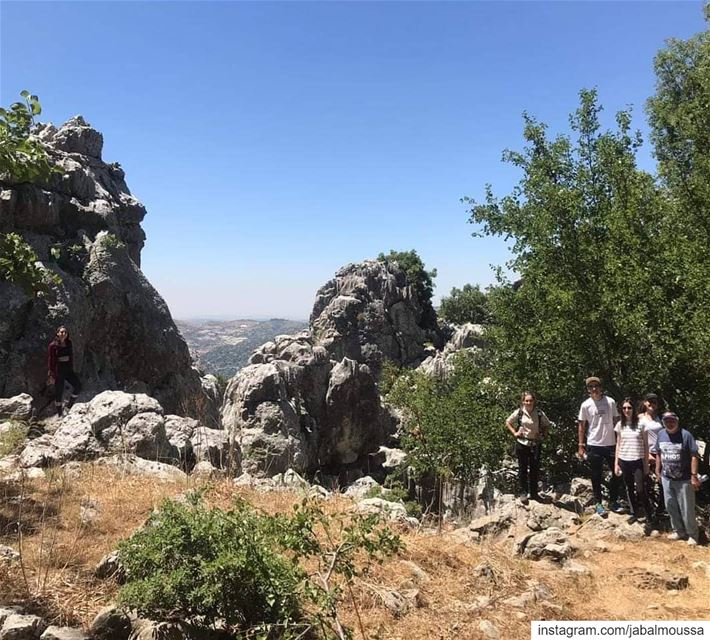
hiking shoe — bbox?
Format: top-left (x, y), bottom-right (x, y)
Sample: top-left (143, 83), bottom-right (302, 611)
top-left (67, 395), bottom-right (78, 409)
top-left (610, 502), bottom-right (625, 514)
top-left (687, 537), bottom-right (699, 547)
top-left (667, 532), bottom-right (686, 541)
top-left (55, 404), bottom-right (63, 418)
top-left (518, 493), bottom-right (529, 505)
top-left (627, 515), bottom-right (638, 525)
top-left (595, 503), bottom-right (607, 516)
top-left (529, 493), bottom-right (542, 503)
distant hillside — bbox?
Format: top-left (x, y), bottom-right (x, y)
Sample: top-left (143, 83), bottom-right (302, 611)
top-left (176, 318), bottom-right (308, 378)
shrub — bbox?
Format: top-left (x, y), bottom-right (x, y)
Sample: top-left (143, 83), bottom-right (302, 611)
top-left (118, 494), bottom-right (403, 638)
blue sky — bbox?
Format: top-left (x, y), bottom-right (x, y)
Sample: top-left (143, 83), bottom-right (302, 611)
top-left (2, 1), bottom-right (706, 320)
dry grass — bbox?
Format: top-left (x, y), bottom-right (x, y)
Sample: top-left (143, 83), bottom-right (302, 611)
top-left (1, 466), bottom-right (709, 638)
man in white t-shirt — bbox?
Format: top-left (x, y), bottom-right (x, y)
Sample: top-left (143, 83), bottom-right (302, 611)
top-left (577, 376), bottom-right (622, 516)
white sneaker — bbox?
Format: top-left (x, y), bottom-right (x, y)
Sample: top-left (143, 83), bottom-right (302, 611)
top-left (667, 532), bottom-right (683, 541)
top-left (687, 537), bottom-right (698, 547)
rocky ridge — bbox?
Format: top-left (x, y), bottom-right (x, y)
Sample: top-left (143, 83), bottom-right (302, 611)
top-left (0, 117), bottom-right (217, 424)
top-left (221, 259), bottom-right (443, 477)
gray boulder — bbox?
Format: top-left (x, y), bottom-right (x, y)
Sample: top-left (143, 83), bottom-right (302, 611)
top-left (90, 606), bottom-right (130, 640)
top-left (516, 527), bottom-right (574, 561)
top-left (0, 117), bottom-right (217, 425)
top-left (18, 391), bottom-right (173, 467)
top-left (0, 394), bottom-right (33, 421)
top-left (0, 614), bottom-right (47, 640)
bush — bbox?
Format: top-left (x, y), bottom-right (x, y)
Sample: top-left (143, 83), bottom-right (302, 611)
top-left (118, 494), bottom-right (402, 638)
top-left (387, 350), bottom-right (509, 486)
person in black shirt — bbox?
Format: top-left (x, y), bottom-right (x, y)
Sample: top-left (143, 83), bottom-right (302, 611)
top-left (47, 325), bottom-right (81, 417)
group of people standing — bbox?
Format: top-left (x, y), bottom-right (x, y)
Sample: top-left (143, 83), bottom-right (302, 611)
top-left (506, 376), bottom-right (703, 546)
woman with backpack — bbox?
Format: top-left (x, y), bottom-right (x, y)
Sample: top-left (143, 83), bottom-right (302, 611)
top-left (505, 391), bottom-right (551, 504)
top-left (47, 325), bottom-right (81, 417)
top-left (614, 397), bottom-right (653, 525)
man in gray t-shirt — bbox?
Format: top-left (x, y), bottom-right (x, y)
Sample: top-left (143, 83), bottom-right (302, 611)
top-left (577, 376), bottom-right (621, 516)
top-left (652, 412), bottom-right (700, 545)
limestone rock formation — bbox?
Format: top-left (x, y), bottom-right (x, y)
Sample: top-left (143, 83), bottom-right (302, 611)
top-left (310, 260), bottom-right (441, 375)
top-left (222, 258), bottom-right (442, 477)
top-left (17, 390), bottom-right (228, 471)
top-left (0, 117), bottom-right (217, 424)
top-left (417, 323), bottom-right (485, 379)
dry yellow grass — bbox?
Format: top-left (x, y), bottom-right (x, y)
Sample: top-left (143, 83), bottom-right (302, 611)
top-left (1, 466), bottom-right (708, 638)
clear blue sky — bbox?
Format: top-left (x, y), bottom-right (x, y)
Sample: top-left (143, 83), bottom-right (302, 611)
top-left (2, 1), bottom-right (706, 320)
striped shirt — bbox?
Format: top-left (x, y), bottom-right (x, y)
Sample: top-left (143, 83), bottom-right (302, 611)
top-left (614, 422), bottom-right (647, 461)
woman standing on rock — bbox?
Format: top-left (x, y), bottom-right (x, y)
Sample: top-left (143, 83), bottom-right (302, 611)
top-left (505, 391), bottom-right (551, 504)
top-left (614, 397), bottom-right (653, 526)
top-left (47, 325), bottom-right (81, 417)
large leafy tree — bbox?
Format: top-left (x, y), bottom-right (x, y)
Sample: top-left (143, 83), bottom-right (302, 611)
top-left (438, 283), bottom-right (490, 325)
top-left (467, 90), bottom-right (672, 420)
top-left (464, 10), bottom-right (710, 439)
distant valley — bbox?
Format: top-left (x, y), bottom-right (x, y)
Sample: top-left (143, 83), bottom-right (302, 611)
top-left (176, 318), bottom-right (308, 378)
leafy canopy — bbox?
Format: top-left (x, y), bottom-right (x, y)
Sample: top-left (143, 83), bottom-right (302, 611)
top-left (438, 283), bottom-right (490, 325)
top-left (0, 90), bottom-right (57, 183)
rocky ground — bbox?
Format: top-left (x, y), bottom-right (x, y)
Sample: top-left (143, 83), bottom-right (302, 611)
top-left (0, 462), bottom-right (708, 640)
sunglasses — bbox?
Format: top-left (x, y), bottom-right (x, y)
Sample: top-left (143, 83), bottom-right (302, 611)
top-left (622, 406), bottom-right (633, 411)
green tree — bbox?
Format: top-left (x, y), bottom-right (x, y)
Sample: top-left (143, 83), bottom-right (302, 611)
top-left (644, 7), bottom-right (710, 430)
top-left (0, 90), bottom-right (56, 183)
top-left (464, 89), bottom-right (684, 435)
top-left (0, 91), bottom-right (61, 294)
top-left (387, 351), bottom-right (508, 487)
top-left (438, 283), bottom-right (490, 325)
top-left (377, 249), bottom-right (437, 303)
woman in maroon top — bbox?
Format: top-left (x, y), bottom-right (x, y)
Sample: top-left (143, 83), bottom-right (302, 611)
top-left (47, 325), bottom-right (81, 416)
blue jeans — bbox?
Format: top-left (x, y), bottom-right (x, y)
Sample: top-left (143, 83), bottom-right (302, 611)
top-left (661, 476), bottom-right (698, 540)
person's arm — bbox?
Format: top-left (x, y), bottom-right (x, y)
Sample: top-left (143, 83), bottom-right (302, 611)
top-left (655, 447), bottom-right (662, 482)
top-left (642, 427), bottom-right (649, 475)
top-left (505, 418), bottom-right (520, 439)
top-left (47, 343), bottom-right (56, 382)
top-left (614, 427), bottom-right (621, 476)
top-left (690, 455), bottom-right (700, 491)
top-left (577, 419), bottom-right (587, 459)
top-left (688, 433), bottom-right (701, 491)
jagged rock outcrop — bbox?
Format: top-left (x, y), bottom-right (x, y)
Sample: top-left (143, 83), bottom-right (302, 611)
top-left (222, 259), bottom-right (442, 477)
top-left (310, 260), bottom-right (441, 375)
top-left (0, 117), bottom-right (217, 424)
top-left (417, 323), bottom-right (485, 378)
top-left (17, 390), bottom-right (229, 471)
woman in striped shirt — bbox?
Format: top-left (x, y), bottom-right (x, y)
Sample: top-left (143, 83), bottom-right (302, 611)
top-left (614, 397), bottom-right (652, 524)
